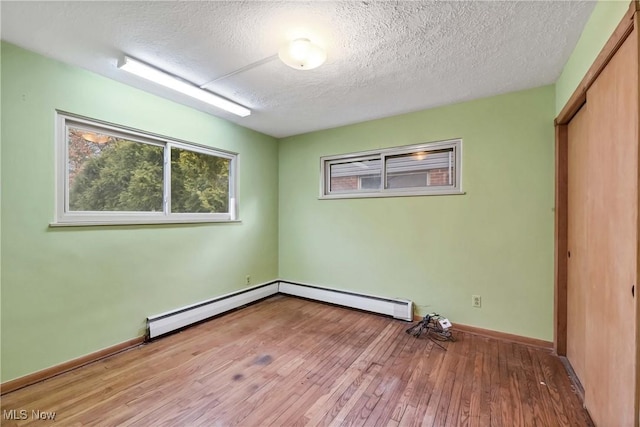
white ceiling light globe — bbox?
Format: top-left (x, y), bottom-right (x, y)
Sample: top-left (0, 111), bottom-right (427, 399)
top-left (278, 38), bottom-right (327, 70)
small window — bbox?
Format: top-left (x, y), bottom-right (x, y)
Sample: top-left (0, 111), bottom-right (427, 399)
top-left (56, 112), bottom-right (237, 225)
top-left (321, 139), bottom-right (462, 198)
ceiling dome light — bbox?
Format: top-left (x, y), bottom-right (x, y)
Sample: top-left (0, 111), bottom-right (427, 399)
top-left (278, 38), bottom-right (327, 70)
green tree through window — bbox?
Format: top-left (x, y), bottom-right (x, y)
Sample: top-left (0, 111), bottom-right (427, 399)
top-left (171, 147), bottom-right (229, 213)
top-left (69, 134), bottom-right (164, 212)
top-left (68, 128), bottom-right (230, 214)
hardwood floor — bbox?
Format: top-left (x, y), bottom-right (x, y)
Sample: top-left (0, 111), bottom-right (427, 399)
top-left (1, 296), bottom-right (592, 426)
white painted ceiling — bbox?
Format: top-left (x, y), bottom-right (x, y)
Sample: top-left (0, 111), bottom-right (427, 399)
top-left (1, 1), bottom-right (595, 138)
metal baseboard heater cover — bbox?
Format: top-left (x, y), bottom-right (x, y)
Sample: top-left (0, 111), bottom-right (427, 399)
top-left (278, 281), bottom-right (413, 322)
top-left (147, 280), bottom-right (413, 339)
top-left (147, 282), bottom-right (279, 339)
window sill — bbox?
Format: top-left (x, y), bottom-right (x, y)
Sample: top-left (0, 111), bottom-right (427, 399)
top-left (49, 219), bottom-right (242, 227)
top-left (319, 190), bottom-right (466, 200)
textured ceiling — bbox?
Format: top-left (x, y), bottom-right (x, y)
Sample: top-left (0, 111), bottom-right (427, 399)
top-left (1, 1), bottom-right (595, 138)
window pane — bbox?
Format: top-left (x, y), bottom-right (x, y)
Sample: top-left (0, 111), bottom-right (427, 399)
top-left (330, 159), bottom-right (381, 192)
top-left (385, 149), bottom-right (453, 189)
top-left (387, 172), bottom-right (428, 188)
top-left (171, 147), bottom-right (230, 213)
top-left (360, 175), bottom-right (381, 190)
top-left (68, 128), bottom-right (164, 212)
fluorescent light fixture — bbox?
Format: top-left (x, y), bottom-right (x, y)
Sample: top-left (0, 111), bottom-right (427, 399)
top-left (118, 56), bottom-right (251, 117)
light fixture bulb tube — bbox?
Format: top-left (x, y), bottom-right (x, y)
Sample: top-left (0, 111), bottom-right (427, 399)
top-left (118, 56), bottom-right (251, 117)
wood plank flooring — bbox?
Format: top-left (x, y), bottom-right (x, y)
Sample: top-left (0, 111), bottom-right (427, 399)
top-left (1, 296), bottom-right (592, 426)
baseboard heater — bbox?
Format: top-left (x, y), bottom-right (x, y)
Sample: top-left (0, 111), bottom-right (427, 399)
top-left (147, 282), bottom-right (279, 339)
top-left (147, 280), bottom-right (413, 339)
top-left (278, 281), bottom-right (413, 322)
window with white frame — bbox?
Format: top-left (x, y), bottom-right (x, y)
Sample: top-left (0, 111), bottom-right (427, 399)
top-left (55, 112), bottom-right (237, 225)
top-left (320, 139), bottom-right (462, 198)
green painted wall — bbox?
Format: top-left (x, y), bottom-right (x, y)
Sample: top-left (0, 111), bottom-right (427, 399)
top-left (4, 0), bottom-right (619, 379)
top-left (279, 86), bottom-right (556, 340)
top-left (0, 43), bottom-right (279, 382)
top-left (555, 0), bottom-right (630, 114)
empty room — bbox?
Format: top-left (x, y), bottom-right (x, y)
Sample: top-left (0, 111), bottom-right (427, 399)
top-left (1, 0), bottom-right (638, 425)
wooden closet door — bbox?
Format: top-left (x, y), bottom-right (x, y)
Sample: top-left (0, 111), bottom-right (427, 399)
top-left (584, 26), bottom-right (638, 427)
top-left (566, 106), bottom-right (589, 386)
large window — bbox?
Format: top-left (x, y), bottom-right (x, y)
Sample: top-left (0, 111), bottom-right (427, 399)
top-left (56, 112), bottom-right (237, 225)
top-left (321, 139), bottom-right (462, 198)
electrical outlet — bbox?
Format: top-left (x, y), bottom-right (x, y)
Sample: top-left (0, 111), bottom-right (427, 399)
top-left (245, 275), bottom-right (251, 285)
top-left (472, 295), bottom-right (482, 308)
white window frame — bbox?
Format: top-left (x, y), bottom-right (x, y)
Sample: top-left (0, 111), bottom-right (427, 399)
top-left (54, 111), bottom-right (238, 226)
top-left (320, 139), bottom-right (463, 199)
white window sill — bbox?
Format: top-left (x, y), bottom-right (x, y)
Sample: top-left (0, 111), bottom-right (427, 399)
top-left (49, 219), bottom-right (242, 227)
top-left (319, 190), bottom-right (466, 200)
